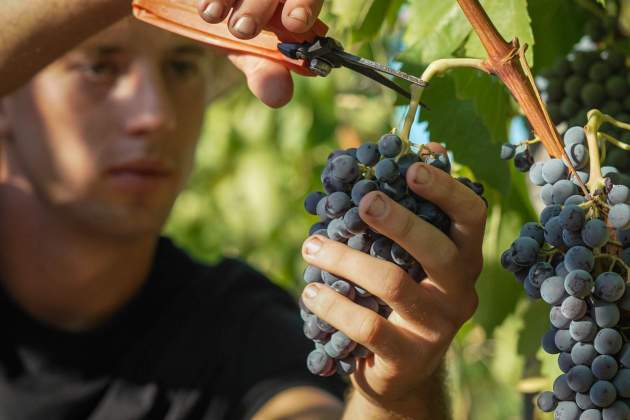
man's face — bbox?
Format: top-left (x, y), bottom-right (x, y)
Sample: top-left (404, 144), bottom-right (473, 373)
top-left (1, 18), bottom-right (216, 237)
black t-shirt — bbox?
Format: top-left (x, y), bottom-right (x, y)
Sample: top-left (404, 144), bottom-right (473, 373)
top-left (0, 237), bottom-right (347, 420)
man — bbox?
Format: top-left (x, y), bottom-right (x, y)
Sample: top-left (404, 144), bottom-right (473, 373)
top-left (0, 1), bottom-right (486, 419)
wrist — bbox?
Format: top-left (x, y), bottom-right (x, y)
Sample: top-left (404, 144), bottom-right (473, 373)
top-left (342, 367), bottom-right (451, 420)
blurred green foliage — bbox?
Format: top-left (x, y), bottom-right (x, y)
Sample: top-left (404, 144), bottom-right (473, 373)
top-left (163, 1), bottom-right (616, 418)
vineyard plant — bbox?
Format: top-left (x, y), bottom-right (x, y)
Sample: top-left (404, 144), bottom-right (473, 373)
top-left (164, 0), bottom-right (630, 418)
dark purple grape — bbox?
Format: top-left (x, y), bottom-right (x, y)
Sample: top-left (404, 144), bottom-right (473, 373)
top-left (325, 192), bottom-right (353, 219)
top-left (424, 153), bottom-right (451, 173)
top-left (564, 270), bottom-right (593, 298)
top-left (594, 272), bottom-right (625, 302)
top-left (336, 357), bottom-right (356, 375)
top-left (592, 355), bottom-right (618, 380)
top-left (542, 328), bottom-right (560, 354)
top-left (398, 153), bottom-right (420, 179)
top-left (343, 207), bottom-right (368, 234)
top-left (514, 149), bottom-right (534, 172)
top-left (351, 179), bottom-right (378, 206)
top-left (537, 391), bottom-right (557, 412)
top-left (553, 374), bottom-right (576, 400)
top-left (407, 263), bottom-right (426, 283)
top-left (356, 296), bottom-right (379, 313)
top-left (541, 205), bottom-right (562, 225)
top-left (331, 280), bottom-right (356, 301)
top-left (347, 233), bottom-right (373, 253)
top-left (303, 265), bottom-right (322, 284)
top-left (570, 342), bottom-right (597, 366)
top-left (590, 380), bottom-right (617, 408)
top-left (370, 237), bottom-right (393, 262)
top-left (594, 329), bottom-right (623, 355)
top-left (521, 222), bottom-right (545, 245)
top-left (374, 158), bottom-right (400, 182)
top-left (558, 205), bottom-right (586, 232)
top-left (582, 219), bottom-right (609, 248)
top-left (377, 133), bottom-right (403, 158)
top-left (559, 351), bottom-right (575, 373)
top-left (570, 317), bottom-right (597, 342)
top-left (564, 246), bottom-right (595, 272)
top-left (390, 243), bottom-right (413, 267)
top-left (612, 369), bottom-right (630, 398)
top-left (356, 143), bottom-right (380, 166)
top-left (397, 195), bottom-right (418, 213)
top-left (321, 271), bottom-right (343, 286)
top-left (305, 191), bottom-right (326, 215)
top-left (331, 155), bottom-right (360, 183)
top-left (500, 143), bottom-right (516, 160)
top-left (528, 262), bottom-right (555, 287)
top-left (309, 221), bottom-right (328, 236)
top-left (566, 365), bottom-right (594, 393)
top-left (379, 177), bottom-right (407, 201)
top-left (307, 348), bottom-right (335, 376)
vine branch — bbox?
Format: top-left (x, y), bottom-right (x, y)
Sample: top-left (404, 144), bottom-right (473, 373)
top-left (456, 0), bottom-right (566, 159)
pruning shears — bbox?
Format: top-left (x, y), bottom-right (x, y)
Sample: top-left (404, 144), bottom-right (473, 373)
top-left (132, 0), bottom-right (427, 99)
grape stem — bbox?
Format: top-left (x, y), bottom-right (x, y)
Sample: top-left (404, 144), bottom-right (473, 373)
top-left (400, 58), bottom-right (490, 146)
top-left (455, 0), bottom-right (589, 194)
top-left (598, 132), bottom-right (630, 151)
top-left (521, 138), bottom-right (541, 146)
top-left (585, 111), bottom-right (605, 193)
top-left (584, 109), bottom-right (630, 192)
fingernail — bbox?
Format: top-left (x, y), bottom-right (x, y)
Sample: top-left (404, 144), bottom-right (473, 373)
top-left (289, 7), bottom-right (310, 24)
top-left (203, 2), bottom-right (224, 20)
top-left (305, 237), bottom-right (323, 255)
top-left (366, 195), bottom-right (386, 217)
top-left (304, 284), bottom-right (319, 299)
top-left (234, 15), bottom-right (257, 37)
top-left (415, 165), bottom-right (431, 185)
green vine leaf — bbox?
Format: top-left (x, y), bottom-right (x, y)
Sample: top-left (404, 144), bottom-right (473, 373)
top-left (420, 74), bottom-right (510, 194)
top-left (402, 0), bottom-right (471, 62)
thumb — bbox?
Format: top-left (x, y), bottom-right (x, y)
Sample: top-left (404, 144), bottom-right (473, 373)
top-left (228, 54), bottom-right (294, 108)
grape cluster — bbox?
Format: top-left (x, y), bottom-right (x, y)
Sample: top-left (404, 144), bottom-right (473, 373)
top-left (300, 133), bottom-right (485, 377)
top-left (501, 126), bottom-right (630, 419)
top-left (583, 0), bottom-right (626, 46)
top-left (540, 49), bottom-right (630, 174)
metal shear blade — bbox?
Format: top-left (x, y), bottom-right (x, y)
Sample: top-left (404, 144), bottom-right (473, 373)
top-left (278, 37), bottom-right (428, 102)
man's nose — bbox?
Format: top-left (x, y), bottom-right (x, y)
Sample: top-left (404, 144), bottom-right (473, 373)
top-left (121, 63), bottom-right (177, 137)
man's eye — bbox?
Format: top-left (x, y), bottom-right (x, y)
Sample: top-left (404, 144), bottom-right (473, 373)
top-left (80, 62), bottom-right (119, 83)
top-left (167, 60), bottom-right (199, 78)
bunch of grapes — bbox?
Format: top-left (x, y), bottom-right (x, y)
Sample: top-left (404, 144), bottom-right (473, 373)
top-left (502, 126), bottom-right (630, 419)
top-left (583, 0), bottom-right (626, 45)
top-left (300, 133), bottom-right (484, 377)
top-left (539, 49), bottom-right (630, 174)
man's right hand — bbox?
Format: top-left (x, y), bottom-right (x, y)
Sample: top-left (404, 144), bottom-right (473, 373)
top-left (196, 0), bottom-right (325, 108)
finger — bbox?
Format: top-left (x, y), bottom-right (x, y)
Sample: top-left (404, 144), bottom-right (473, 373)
top-left (281, 0), bottom-right (324, 33)
top-left (227, 0), bottom-right (281, 39)
top-left (405, 162), bottom-right (487, 252)
top-left (302, 235), bottom-right (431, 323)
top-left (228, 54), bottom-right (294, 108)
top-left (197, 0), bottom-right (236, 23)
top-left (357, 191), bottom-right (466, 293)
top-left (301, 282), bottom-right (412, 362)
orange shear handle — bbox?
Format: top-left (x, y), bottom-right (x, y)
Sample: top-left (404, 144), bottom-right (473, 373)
top-left (131, 0), bottom-right (328, 76)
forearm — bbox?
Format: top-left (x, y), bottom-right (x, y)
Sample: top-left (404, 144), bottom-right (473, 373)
top-left (341, 367), bottom-right (451, 420)
top-left (0, 0), bottom-right (130, 96)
